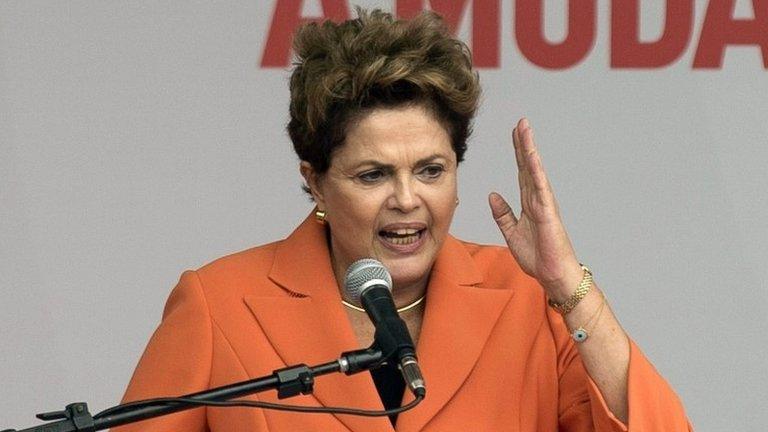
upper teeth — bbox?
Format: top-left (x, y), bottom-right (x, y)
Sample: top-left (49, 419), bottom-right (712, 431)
top-left (388, 228), bottom-right (419, 235)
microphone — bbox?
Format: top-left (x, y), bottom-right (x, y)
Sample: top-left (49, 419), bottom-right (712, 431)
top-left (344, 259), bottom-right (426, 398)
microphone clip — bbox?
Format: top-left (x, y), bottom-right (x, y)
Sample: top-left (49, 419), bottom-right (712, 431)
top-left (274, 364), bottom-right (315, 399)
top-left (338, 347), bottom-right (385, 375)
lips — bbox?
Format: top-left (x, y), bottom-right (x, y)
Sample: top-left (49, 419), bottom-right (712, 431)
top-left (378, 223), bottom-right (427, 252)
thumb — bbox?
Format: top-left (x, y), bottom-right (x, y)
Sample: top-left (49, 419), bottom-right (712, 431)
top-left (488, 192), bottom-right (518, 233)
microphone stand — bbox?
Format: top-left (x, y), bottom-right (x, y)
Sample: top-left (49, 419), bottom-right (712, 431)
top-left (2, 347), bottom-right (383, 432)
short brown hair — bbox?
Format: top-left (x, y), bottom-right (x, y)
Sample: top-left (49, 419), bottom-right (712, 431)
top-left (287, 8), bottom-right (480, 176)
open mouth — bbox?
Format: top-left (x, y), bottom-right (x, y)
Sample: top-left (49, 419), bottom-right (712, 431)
top-left (378, 228), bottom-right (426, 246)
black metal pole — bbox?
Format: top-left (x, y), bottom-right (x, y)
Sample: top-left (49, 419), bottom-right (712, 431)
top-left (3, 359), bottom-right (348, 432)
top-left (3, 345), bottom-right (386, 432)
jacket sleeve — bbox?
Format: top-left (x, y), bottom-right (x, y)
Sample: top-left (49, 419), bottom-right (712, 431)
top-left (111, 271), bottom-right (212, 432)
top-left (549, 308), bottom-right (694, 431)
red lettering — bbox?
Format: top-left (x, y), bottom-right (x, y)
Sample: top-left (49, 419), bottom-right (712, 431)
top-left (260, 0), bottom-right (350, 67)
top-left (397, 0), bottom-right (501, 68)
top-left (693, 0), bottom-right (768, 68)
top-left (611, 0), bottom-right (693, 68)
top-left (515, 0), bottom-right (596, 69)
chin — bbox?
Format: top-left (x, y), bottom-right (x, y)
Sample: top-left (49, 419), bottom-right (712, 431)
top-left (383, 257), bottom-right (432, 289)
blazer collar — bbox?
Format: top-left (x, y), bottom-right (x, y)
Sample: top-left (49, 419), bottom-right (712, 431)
top-left (267, 213), bottom-right (340, 299)
top-left (255, 214), bottom-right (392, 431)
top-left (248, 213), bottom-right (514, 431)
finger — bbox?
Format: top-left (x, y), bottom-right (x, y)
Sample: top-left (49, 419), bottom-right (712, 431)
top-left (512, 125), bottom-right (526, 172)
top-left (519, 117), bottom-right (531, 138)
top-left (514, 119), bottom-right (534, 194)
top-left (488, 192), bottom-right (518, 233)
top-left (520, 125), bottom-right (551, 194)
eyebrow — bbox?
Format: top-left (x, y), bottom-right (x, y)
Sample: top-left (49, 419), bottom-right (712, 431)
top-left (351, 154), bottom-right (449, 170)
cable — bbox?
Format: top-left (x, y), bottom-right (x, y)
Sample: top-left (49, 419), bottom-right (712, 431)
top-left (94, 394), bottom-right (423, 420)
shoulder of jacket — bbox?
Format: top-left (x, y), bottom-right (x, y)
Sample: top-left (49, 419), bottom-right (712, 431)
top-left (453, 238), bottom-right (543, 296)
top-left (185, 240), bottom-right (284, 297)
top-left (198, 240), bottom-right (280, 271)
top-left (454, 239), bottom-right (520, 270)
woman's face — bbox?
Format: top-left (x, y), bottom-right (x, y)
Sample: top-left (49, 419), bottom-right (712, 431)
top-left (303, 105), bottom-right (458, 291)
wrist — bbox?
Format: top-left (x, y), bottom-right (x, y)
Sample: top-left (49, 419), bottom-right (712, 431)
top-left (542, 261), bottom-right (584, 303)
top-left (546, 263), bottom-right (594, 315)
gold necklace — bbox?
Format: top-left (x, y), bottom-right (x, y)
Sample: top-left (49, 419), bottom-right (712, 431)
top-left (342, 295), bottom-right (426, 313)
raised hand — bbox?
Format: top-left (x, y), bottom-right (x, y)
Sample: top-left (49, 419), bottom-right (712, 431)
top-left (488, 118), bottom-right (583, 301)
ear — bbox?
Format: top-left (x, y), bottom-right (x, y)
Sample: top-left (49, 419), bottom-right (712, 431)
top-left (299, 161), bottom-right (326, 207)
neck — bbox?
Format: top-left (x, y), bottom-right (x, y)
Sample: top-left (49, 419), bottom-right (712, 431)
top-left (390, 276), bottom-right (429, 309)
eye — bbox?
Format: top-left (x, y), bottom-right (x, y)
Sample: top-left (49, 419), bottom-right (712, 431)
top-left (358, 169), bottom-right (386, 183)
top-left (418, 164), bottom-right (445, 180)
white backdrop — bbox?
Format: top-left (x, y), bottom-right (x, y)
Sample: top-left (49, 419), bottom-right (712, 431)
top-left (2, 1), bottom-right (767, 430)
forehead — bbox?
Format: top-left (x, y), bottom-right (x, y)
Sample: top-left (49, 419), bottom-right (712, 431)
top-left (333, 105), bottom-right (454, 164)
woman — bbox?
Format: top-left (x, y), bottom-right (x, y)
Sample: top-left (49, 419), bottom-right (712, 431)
top-left (114, 9), bottom-right (692, 432)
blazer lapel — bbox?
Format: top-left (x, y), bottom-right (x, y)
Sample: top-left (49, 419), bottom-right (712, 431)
top-left (396, 237), bottom-right (515, 432)
top-left (244, 215), bottom-right (392, 432)
top-left (244, 216), bottom-right (515, 431)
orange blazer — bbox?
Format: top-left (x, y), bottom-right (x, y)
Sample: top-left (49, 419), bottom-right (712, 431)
top-left (114, 214), bottom-right (692, 431)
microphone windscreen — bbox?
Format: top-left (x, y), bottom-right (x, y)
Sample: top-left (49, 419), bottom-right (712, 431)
top-left (344, 258), bottom-right (393, 304)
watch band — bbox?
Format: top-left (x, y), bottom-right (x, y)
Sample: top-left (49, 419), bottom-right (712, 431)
top-left (547, 264), bottom-right (593, 315)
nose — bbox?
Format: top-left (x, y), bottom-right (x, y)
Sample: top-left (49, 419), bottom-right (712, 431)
top-left (388, 174), bottom-right (421, 213)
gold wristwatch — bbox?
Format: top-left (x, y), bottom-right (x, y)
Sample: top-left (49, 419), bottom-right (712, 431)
top-left (547, 264), bottom-right (593, 315)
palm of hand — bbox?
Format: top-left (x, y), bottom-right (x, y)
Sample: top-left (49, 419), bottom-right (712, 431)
top-left (489, 119), bottom-right (580, 293)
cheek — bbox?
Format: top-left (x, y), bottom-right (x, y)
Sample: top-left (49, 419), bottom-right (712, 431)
top-left (429, 187), bottom-right (458, 225)
top-left (331, 193), bottom-right (382, 238)
top-left (434, 204), bottom-right (456, 232)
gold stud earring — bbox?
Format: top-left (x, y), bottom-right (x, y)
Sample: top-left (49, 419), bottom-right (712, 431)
top-left (455, 197), bottom-right (460, 206)
top-left (315, 209), bottom-right (327, 224)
